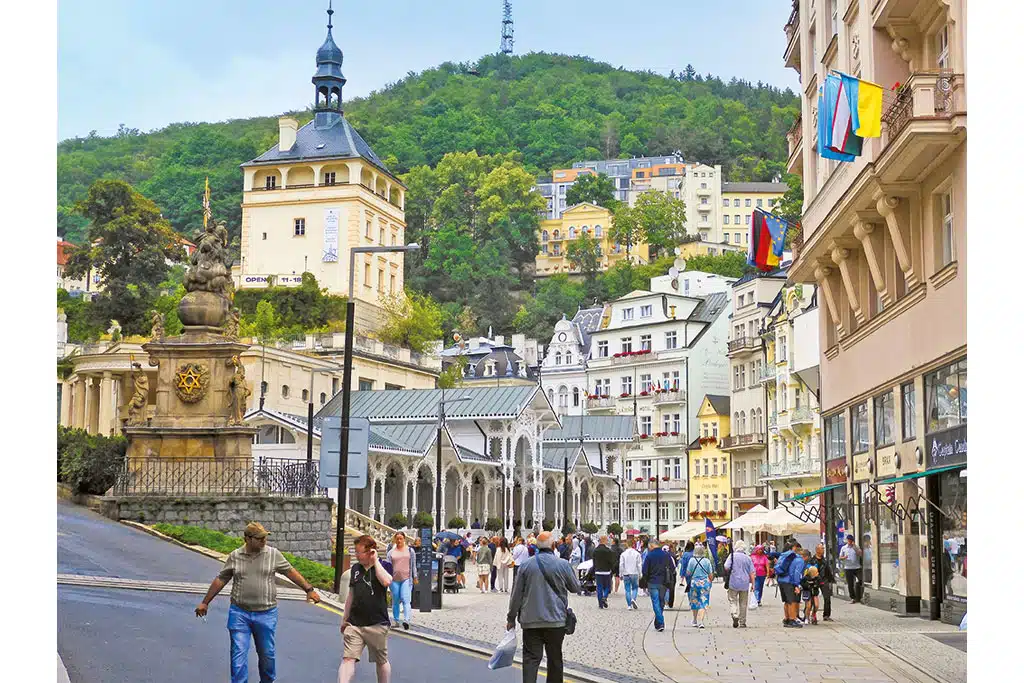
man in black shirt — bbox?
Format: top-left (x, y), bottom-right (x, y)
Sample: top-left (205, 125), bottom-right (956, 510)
top-left (339, 535), bottom-right (393, 683)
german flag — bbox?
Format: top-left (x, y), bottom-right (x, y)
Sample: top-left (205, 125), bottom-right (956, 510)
top-left (748, 209), bottom-right (774, 271)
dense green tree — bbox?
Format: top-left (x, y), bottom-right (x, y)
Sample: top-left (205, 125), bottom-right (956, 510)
top-left (629, 191), bottom-right (689, 257)
top-left (233, 273), bottom-right (346, 338)
top-left (681, 251), bottom-right (752, 278)
top-left (774, 173), bottom-right (804, 249)
top-left (512, 275), bottom-right (586, 341)
top-left (566, 232), bottom-right (603, 301)
top-left (64, 179), bottom-right (185, 336)
top-left (565, 173), bottom-right (617, 209)
top-left (376, 290), bottom-right (444, 354)
top-left (57, 289), bottom-right (105, 342)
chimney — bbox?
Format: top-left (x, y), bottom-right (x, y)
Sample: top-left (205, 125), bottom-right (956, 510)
top-left (278, 117), bottom-right (298, 152)
top-left (494, 335), bottom-right (505, 346)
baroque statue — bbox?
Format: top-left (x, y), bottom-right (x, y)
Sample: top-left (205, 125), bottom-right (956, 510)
top-left (227, 355), bottom-right (251, 425)
top-left (126, 362), bottom-right (149, 426)
top-left (150, 311), bottom-right (165, 341)
top-left (178, 215), bottom-right (234, 329)
top-left (223, 308), bottom-right (241, 341)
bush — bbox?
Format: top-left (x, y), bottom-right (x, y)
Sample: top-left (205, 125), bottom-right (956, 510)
top-left (561, 521), bottom-right (576, 535)
top-left (412, 512), bottom-right (434, 529)
top-left (387, 513), bottom-right (408, 529)
top-left (58, 426), bottom-right (127, 495)
top-left (606, 523), bottom-right (624, 537)
top-left (582, 521), bottom-right (599, 534)
top-left (484, 517), bottom-right (503, 532)
top-left (542, 519), bottom-right (555, 531)
top-left (447, 516), bottom-right (467, 529)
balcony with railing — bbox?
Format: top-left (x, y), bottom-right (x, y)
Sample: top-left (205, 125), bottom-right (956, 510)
top-left (626, 477), bottom-right (687, 492)
top-left (759, 364), bottom-right (778, 384)
top-left (653, 389), bottom-right (686, 405)
top-left (783, 1), bottom-right (800, 72)
top-left (732, 485), bottom-right (767, 500)
top-left (790, 407), bottom-right (814, 426)
top-left (720, 433), bottom-right (766, 450)
top-left (654, 433), bottom-right (685, 448)
top-left (768, 413), bottom-right (778, 429)
top-left (586, 395), bottom-right (617, 411)
top-left (727, 336), bottom-right (763, 355)
top-left (612, 350), bottom-right (654, 365)
top-left (764, 457), bottom-right (822, 479)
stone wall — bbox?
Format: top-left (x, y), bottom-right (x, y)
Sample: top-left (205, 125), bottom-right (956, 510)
top-left (109, 496), bottom-right (334, 564)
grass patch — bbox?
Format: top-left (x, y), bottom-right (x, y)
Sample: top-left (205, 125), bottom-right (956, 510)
top-left (151, 523), bottom-right (335, 590)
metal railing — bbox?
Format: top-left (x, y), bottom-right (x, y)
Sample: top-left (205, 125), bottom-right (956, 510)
top-left (653, 389), bottom-right (685, 405)
top-left (882, 70), bottom-right (958, 144)
top-left (791, 407), bottom-right (815, 424)
top-left (732, 485), bottom-right (766, 499)
top-left (765, 458), bottom-right (822, 478)
top-left (720, 433), bottom-right (766, 449)
top-left (113, 457), bottom-right (328, 497)
top-left (625, 478), bottom-right (686, 492)
top-left (654, 434), bottom-right (685, 447)
top-left (759, 365), bottom-right (778, 383)
top-left (612, 351), bottom-right (653, 365)
top-left (728, 336), bottom-right (763, 353)
top-left (787, 115), bottom-right (803, 156)
top-left (768, 413), bottom-right (778, 428)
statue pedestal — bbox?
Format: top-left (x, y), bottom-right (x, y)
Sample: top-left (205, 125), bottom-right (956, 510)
top-left (125, 334), bottom-right (256, 462)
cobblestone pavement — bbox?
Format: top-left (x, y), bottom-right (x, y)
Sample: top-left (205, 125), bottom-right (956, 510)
top-left (413, 564), bottom-right (965, 683)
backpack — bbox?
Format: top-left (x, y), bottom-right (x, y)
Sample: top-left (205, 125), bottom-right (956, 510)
top-left (777, 552), bottom-right (796, 577)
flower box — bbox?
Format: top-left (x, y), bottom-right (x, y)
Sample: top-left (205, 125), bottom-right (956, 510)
top-left (670, 432), bottom-right (679, 436)
top-left (648, 477), bottom-right (658, 482)
top-left (639, 391), bottom-right (650, 397)
top-left (661, 476), bottom-right (670, 482)
top-left (634, 477), bottom-right (644, 482)
top-left (619, 392), bottom-right (631, 398)
top-left (639, 433), bottom-right (649, 439)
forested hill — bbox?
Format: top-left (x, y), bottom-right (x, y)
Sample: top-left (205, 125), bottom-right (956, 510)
top-left (57, 52), bottom-right (799, 244)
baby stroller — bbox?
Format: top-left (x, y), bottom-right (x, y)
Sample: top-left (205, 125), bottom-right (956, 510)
top-left (577, 559), bottom-right (596, 596)
top-left (442, 555), bottom-right (461, 593)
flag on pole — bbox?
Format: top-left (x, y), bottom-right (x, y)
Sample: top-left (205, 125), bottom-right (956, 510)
top-left (817, 87), bottom-right (857, 162)
top-left (840, 72), bottom-right (884, 138)
top-left (749, 210), bottom-right (772, 271)
top-left (202, 176), bottom-right (211, 228)
top-left (825, 73), bottom-right (863, 157)
top-left (764, 212), bottom-right (787, 269)
top-left (704, 517), bottom-right (719, 569)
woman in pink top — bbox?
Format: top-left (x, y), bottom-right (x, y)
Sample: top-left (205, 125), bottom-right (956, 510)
top-left (386, 532), bottom-right (417, 630)
top-left (751, 545), bottom-right (769, 606)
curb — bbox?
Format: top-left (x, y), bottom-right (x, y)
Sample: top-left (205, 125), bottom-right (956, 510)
top-left (119, 519), bottom-right (613, 683)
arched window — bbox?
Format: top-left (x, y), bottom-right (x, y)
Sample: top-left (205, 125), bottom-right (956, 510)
top-left (320, 392), bottom-right (327, 405)
top-left (565, 352), bottom-right (572, 365)
top-left (581, 225), bottom-right (589, 235)
top-left (734, 412), bottom-right (740, 434)
top-left (740, 410), bottom-right (746, 434)
top-left (542, 230), bottom-right (549, 242)
top-left (595, 225), bottom-right (602, 237)
top-left (557, 386), bottom-right (569, 408)
top-left (261, 381), bottom-right (268, 396)
top-left (302, 389), bottom-right (309, 402)
top-left (548, 388), bottom-right (555, 404)
top-left (568, 227), bottom-right (576, 239)
top-left (572, 387), bottom-right (580, 407)
top-left (281, 385), bottom-right (289, 399)
top-left (553, 230), bottom-right (560, 240)
top-left (555, 352), bottom-right (562, 365)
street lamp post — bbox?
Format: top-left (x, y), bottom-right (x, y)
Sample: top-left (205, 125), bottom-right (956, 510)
top-left (653, 470), bottom-right (661, 540)
top-left (436, 392), bottom-right (472, 535)
top-left (332, 244), bottom-right (420, 594)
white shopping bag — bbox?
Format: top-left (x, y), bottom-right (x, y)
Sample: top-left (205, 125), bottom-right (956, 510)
top-left (489, 629), bottom-right (517, 670)
top-left (748, 591), bottom-right (758, 610)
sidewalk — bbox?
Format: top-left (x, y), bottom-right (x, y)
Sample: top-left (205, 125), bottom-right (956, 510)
top-left (412, 565), bottom-right (964, 683)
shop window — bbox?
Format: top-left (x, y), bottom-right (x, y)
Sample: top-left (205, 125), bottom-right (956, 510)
top-left (901, 382), bottom-right (917, 441)
top-left (937, 469), bottom-right (967, 603)
top-left (926, 358), bottom-right (967, 433)
top-left (850, 402), bottom-right (869, 453)
top-left (825, 413), bottom-right (846, 459)
top-left (873, 391), bottom-right (895, 447)
top-left (857, 484), bottom-right (875, 586)
top-left (877, 494), bottom-right (900, 590)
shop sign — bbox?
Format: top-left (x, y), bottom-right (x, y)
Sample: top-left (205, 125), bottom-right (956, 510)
top-left (876, 446), bottom-right (898, 478)
top-left (852, 453), bottom-right (872, 482)
top-left (926, 425), bottom-right (966, 469)
top-left (825, 457), bottom-right (848, 484)
top-left (238, 274), bottom-right (304, 288)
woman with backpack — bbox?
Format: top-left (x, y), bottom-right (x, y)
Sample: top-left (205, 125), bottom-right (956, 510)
top-left (685, 545), bottom-right (715, 628)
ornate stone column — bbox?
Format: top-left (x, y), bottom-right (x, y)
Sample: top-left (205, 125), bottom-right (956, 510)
top-left (83, 377), bottom-right (96, 435)
top-left (876, 195), bottom-right (918, 289)
top-left (97, 372), bottom-right (113, 436)
top-left (60, 378), bottom-right (74, 428)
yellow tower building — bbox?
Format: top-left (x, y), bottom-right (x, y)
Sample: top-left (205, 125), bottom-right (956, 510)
top-left (688, 395), bottom-right (732, 524)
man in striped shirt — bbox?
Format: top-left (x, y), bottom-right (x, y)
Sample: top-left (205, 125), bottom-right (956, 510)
top-left (195, 522), bottom-right (321, 683)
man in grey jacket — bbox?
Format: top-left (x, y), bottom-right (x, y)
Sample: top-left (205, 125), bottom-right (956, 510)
top-left (506, 531), bottom-right (581, 683)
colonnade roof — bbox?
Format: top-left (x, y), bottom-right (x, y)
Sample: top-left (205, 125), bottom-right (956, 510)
top-left (316, 385), bottom-right (555, 424)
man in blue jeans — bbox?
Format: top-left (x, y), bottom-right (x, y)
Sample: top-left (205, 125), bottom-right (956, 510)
top-left (618, 541), bottom-right (642, 609)
top-left (196, 522), bottom-right (321, 682)
top-left (591, 535), bottom-right (616, 609)
top-left (640, 540), bottom-right (673, 631)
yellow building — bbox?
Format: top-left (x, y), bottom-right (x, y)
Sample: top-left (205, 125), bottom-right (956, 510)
top-left (688, 395), bottom-right (732, 523)
top-left (719, 181), bottom-right (788, 252)
top-left (676, 241), bottom-right (746, 259)
top-left (535, 203), bottom-right (649, 277)
top-left (235, 17), bottom-right (406, 332)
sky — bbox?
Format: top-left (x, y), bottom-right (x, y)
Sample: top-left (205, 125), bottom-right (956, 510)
top-left (58, 0), bottom-right (800, 141)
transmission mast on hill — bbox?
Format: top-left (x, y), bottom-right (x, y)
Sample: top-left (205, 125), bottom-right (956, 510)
top-left (500, 0), bottom-right (514, 55)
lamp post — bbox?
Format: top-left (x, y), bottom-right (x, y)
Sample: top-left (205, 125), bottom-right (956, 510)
top-left (566, 428), bottom-right (589, 534)
top-left (652, 469), bottom-right (661, 540)
top-left (436, 392), bottom-right (472, 535)
top-left (333, 243), bottom-right (420, 594)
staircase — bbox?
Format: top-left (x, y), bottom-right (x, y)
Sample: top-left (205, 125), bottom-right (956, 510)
top-left (331, 507), bottom-right (397, 556)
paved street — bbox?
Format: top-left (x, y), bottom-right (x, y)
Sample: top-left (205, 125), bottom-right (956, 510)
top-left (417, 562), bottom-right (966, 683)
top-left (56, 502), bottom-right (521, 683)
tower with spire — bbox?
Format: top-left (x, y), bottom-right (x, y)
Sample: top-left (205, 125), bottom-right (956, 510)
top-left (237, 1), bottom-right (408, 328)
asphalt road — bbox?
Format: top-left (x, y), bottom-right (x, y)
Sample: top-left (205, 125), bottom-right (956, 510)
top-left (57, 502), bottom-right (526, 683)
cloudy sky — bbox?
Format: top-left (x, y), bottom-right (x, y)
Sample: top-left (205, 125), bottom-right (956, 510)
top-left (58, 0), bottom-right (799, 141)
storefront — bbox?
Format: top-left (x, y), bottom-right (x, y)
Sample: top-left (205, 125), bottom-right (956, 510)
top-left (822, 455), bottom-right (849, 597)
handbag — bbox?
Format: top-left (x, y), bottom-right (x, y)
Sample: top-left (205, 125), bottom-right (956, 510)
top-left (536, 555), bottom-right (576, 635)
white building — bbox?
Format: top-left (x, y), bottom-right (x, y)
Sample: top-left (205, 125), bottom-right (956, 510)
top-left (584, 270), bottom-right (733, 535)
top-left (628, 163), bottom-right (725, 243)
top-left (723, 269), bottom-right (788, 525)
top-left (540, 306), bottom-right (604, 417)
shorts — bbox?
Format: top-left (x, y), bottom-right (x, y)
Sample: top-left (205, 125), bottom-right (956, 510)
top-left (478, 564), bottom-right (491, 576)
top-left (343, 623), bottom-right (389, 664)
top-left (779, 583), bottom-right (801, 604)
top-left (801, 589), bottom-right (812, 602)
top-left (457, 557), bottom-right (466, 572)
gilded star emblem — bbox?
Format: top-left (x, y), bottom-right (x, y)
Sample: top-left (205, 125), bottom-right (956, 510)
top-left (174, 362), bottom-right (210, 403)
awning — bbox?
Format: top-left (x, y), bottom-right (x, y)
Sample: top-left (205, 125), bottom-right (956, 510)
top-left (874, 464), bottom-right (964, 486)
top-left (785, 483), bottom-right (843, 502)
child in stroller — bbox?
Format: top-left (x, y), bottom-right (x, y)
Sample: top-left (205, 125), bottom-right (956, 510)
top-left (442, 555), bottom-right (461, 593)
top-left (577, 559), bottom-right (596, 596)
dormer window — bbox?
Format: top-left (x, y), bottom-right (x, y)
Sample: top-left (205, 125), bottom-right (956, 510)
top-left (555, 352), bottom-right (562, 365)
top-left (485, 362), bottom-right (496, 377)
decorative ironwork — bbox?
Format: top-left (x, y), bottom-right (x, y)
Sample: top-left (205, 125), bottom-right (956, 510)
top-left (113, 457), bottom-right (328, 497)
top-left (174, 362), bottom-right (210, 403)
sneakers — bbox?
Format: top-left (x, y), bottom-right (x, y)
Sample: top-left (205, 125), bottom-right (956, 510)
top-left (656, 626), bottom-right (665, 632)
top-left (402, 622), bottom-right (409, 631)
top-left (630, 600), bottom-right (639, 610)
top-left (691, 621), bottom-right (699, 628)
top-left (740, 624), bottom-right (748, 628)
top-left (732, 617), bottom-right (739, 628)
top-left (823, 616), bottom-right (834, 622)
top-left (811, 616), bottom-right (818, 625)
top-left (698, 623), bottom-right (705, 629)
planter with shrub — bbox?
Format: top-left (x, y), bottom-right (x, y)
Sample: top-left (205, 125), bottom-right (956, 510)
top-left (447, 516), bottom-right (467, 530)
top-left (484, 517), bottom-right (503, 533)
top-left (412, 512), bottom-right (434, 529)
top-left (387, 513), bottom-right (408, 529)
top-left (581, 521), bottom-right (599, 534)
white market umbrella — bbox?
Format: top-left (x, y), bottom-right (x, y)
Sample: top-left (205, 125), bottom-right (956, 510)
top-left (721, 504), bottom-right (771, 531)
top-left (661, 520), bottom-right (708, 541)
top-left (759, 503), bottom-right (820, 536)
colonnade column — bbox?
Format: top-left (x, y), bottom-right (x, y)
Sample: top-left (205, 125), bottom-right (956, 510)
top-left (83, 377), bottom-right (96, 435)
top-left (97, 372), bottom-right (113, 436)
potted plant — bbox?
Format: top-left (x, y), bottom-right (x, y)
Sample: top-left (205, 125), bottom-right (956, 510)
top-left (484, 517), bottom-right (503, 533)
top-left (670, 431), bottom-right (679, 436)
top-left (413, 512), bottom-right (434, 530)
top-left (542, 519), bottom-right (555, 531)
top-left (607, 522), bottom-right (624, 537)
top-left (447, 516), bottom-right (467, 530)
top-left (620, 392), bottom-right (631, 398)
top-left (387, 513), bottom-right (408, 529)
top-left (582, 521), bottom-right (600, 534)
top-left (662, 476), bottom-right (670, 482)
top-left (639, 390), bottom-right (650, 397)
top-left (635, 477), bottom-right (644, 482)
top-left (639, 433), bottom-right (649, 439)
top-left (649, 476), bottom-right (657, 482)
